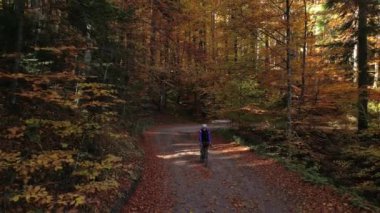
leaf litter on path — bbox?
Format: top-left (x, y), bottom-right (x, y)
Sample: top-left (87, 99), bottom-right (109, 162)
top-left (124, 124), bottom-right (364, 213)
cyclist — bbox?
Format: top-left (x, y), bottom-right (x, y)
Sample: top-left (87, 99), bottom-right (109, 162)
top-left (199, 124), bottom-right (211, 162)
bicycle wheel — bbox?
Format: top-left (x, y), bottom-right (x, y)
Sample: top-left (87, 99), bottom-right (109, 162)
top-left (200, 146), bottom-right (204, 162)
top-left (204, 147), bottom-right (208, 167)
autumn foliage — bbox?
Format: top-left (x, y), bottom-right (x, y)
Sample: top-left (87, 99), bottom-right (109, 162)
top-left (0, 0), bottom-right (141, 211)
top-left (0, 0), bottom-right (379, 211)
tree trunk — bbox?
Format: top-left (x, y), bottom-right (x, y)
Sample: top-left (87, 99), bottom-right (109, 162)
top-left (14, 0), bottom-right (25, 72)
top-left (211, 9), bottom-right (216, 61)
top-left (285, 0), bottom-right (293, 137)
top-left (234, 36), bottom-right (238, 63)
top-left (353, 44), bottom-right (358, 83)
top-left (357, 0), bottom-right (369, 131)
top-left (373, 52), bottom-right (379, 88)
top-left (225, 33), bottom-right (229, 63)
top-left (150, 0), bottom-right (159, 67)
top-left (150, 0), bottom-right (160, 111)
top-left (11, 0), bottom-right (25, 106)
top-left (265, 34), bottom-right (270, 73)
top-left (299, 0), bottom-right (308, 114)
top-left (253, 30), bottom-right (259, 71)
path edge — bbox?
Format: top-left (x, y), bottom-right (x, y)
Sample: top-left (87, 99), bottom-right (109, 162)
top-left (110, 168), bottom-right (142, 213)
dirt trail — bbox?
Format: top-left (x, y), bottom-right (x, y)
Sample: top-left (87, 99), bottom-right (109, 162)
top-left (123, 124), bottom-right (359, 213)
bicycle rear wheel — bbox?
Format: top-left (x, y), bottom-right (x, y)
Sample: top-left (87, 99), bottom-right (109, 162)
top-left (204, 147), bottom-right (208, 167)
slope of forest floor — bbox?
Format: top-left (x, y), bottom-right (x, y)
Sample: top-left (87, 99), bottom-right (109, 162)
top-left (218, 127), bottom-right (380, 211)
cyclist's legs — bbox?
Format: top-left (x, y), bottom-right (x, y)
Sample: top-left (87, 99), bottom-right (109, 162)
top-left (200, 145), bottom-right (205, 160)
top-left (201, 145), bottom-right (209, 161)
top-left (204, 146), bottom-right (209, 160)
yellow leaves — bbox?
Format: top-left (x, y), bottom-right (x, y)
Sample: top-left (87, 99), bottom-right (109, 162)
top-left (75, 195), bottom-right (86, 206)
top-left (78, 83), bottom-right (116, 96)
top-left (57, 193), bottom-right (86, 207)
top-left (25, 119), bottom-right (83, 138)
top-left (0, 151), bottom-right (21, 172)
top-left (73, 155), bottom-right (122, 180)
top-left (81, 101), bottom-right (113, 108)
top-left (10, 186), bottom-right (87, 208)
top-left (10, 195), bottom-right (20, 202)
top-left (11, 185), bottom-right (53, 206)
top-left (102, 154), bottom-right (122, 168)
top-left (15, 151), bottom-right (75, 184)
top-left (76, 83), bottom-right (124, 110)
top-left (75, 179), bottom-right (119, 194)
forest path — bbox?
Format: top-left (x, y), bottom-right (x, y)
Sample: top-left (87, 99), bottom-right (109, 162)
top-left (123, 124), bottom-right (358, 213)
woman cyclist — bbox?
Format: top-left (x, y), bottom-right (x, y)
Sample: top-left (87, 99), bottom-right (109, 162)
top-left (199, 124), bottom-right (211, 163)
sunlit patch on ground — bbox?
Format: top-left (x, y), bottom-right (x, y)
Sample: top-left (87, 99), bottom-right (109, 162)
top-left (212, 143), bottom-right (251, 154)
top-left (172, 143), bottom-right (196, 147)
top-left (156, 150), bottom-right (199, 160)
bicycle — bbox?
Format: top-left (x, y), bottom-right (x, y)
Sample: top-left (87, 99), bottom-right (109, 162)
top-left (200, 144), bottom-right (210, 167)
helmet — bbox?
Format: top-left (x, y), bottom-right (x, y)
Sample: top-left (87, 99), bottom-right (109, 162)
top-left (202, 124), bottom-right (207, 128)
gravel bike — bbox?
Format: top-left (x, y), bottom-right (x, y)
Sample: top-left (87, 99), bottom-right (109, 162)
top-left (200, 145), bottom-right (209, 167)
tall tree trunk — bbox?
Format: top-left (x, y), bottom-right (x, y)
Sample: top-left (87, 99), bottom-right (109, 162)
top-left (14, 0), bottom-right (25, 71)
top-left (353, 44), bottom-right (359, 83)
top-left (11, 0), bottom-right (25, 106)
top-left (285, 0), bottom-right (293, 137)
top-left (265, 34), bottom-right (270, 73)
top-left (150, 0), bottom-right (160, 111)
top-left (150, 0), bottom-right (158, 68)
top-left (256, 33), bottom-right (260, 69)
top-left (211, 9), bottom-right (216, 61)
top-left (231, 10), bottom-right (238, 64)
top-left (357, 0), bottom-right (369, 131)
top-left (224, 33), bottom-right (229, 63)
top-left (234, 36), bottom-right (238, 63)
top-left (299, 0), bottom-right (308, 114)
top-left (373, 52), bottom-right (379, 88)
top-left (253, 30), bottom-right (259, 71)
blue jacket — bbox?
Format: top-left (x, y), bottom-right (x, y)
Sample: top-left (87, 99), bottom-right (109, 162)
top-left (199, 128), bottom-right (211, 145)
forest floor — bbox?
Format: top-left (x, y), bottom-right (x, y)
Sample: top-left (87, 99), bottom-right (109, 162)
top-left (122, 123), bottom-right (362, 213)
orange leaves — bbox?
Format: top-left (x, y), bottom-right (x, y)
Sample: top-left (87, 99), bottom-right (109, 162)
top-left (0, 71), bottom-right (82, 82)
top-left (33, 46), bottom-right (85, 56)
top-left (369, 89), bottom-right (380, 101)
top-left (4, 126), bottom-right (25, 139)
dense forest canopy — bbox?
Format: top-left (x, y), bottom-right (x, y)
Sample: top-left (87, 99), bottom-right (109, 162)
top-left (0, 0), bottom-right (379, 211)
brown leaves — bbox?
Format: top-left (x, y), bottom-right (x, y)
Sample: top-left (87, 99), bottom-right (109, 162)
top-left (4, 126), bottom-right (25, 139)
top-left (123, 132), bottom-right (172, 212)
